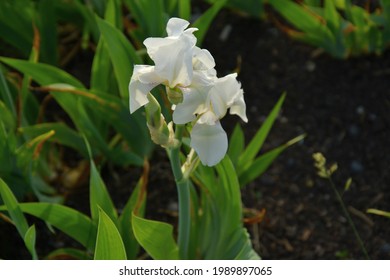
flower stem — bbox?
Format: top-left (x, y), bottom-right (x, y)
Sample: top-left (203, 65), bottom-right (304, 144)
top-left (168, 124), bottom-right (190, 259)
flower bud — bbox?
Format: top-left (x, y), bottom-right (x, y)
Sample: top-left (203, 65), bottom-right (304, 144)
top-left (145, 93), bottom-right (179, 148)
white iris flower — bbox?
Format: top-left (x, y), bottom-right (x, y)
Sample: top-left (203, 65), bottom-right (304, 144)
top-left (129, 17), bottom-right (247, 166)
top-left (129, 18), bottom-right (197, 113)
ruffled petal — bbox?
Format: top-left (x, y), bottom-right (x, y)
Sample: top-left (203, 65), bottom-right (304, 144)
top-left (193, 47), bottom-right (215, 70)
top-left (166, 17), bottom-right (190, 37)
top-left (207, 73), bottom-right (243, 119)
top-left (229, 89), bottom-right (248, 122)
top-left (146, 37), bottom-right (193, 88)
top-left (129, 65), bottom-right (161, 113)
top-left (143, 37), bottom-right (174, 62)
top-left (190, 122), bottom-right (227, 166)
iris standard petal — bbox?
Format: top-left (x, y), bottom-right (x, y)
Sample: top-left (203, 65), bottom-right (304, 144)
top-left (144, 37), bottom-right (174, 62)
top-left (166, 17), bottom-right (190, 37)
top-left (190, 122), bottom-right (228, 166)
top-left (148, 38), bottom-right (193, 88)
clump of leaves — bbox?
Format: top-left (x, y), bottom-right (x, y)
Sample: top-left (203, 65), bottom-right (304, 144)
top-left (269, 0), bottom-right (390, 58)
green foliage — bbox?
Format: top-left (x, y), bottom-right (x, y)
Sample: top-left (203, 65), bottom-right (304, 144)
top-left (0, 159), bottom-right (147, 259)
top-left (0, 93), bottom-right (61, 201)
top-left (94, 207), bottom-right (127, 260)
top-left (90, 160), bottom-right (118, 223)
top-left (193, 0), bottom-right (227, 45)
top-left (124, 0), bottom-right (226, 45)
top-left (270, 0), bottom-right (390, 58)
top-left (0, 179), bottom-right (37, 259)
top-left (132, 213), bottom-right (180, 260)
top-left (193, 157), bottom-right (260, 259)
top-left (228, 93), bottom-right (304, 187)
top-left (0, 0), bottom-right (34, 58)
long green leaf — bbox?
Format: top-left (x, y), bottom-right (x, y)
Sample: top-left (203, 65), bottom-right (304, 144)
top-left (36, 0), bottom-right (58, 65)
top-left (118, 181), bottom-right (146, 259)
top-left (94, 207), bottom-right (127, 260)
top-left (195, 157), bottom-right (260, 259)
top-left (237, 93), bottom-right (286, 174)
top-left (193, 0), bottom-right (227, 46)
top-left (0, 67), bottom-right (16, 116)
top-left (228, 124), bottom-right (245, 165)
top-left (270, 0), bottom-right (335, 49)
top-left (24, 225), bottom-right (38, 260)
top-left (179, 0), bottom-right (191, 20)
top-left (90, 0), bottom-right (121, 93)
top-left (91, 39), bottom-right (113, 94)
top-left (239, 134), bottom-right (305, 186)
top-left (90, 160), bottom-right (117, 224)
top-left (0, 100), bottom-right (16, 131)
top-left (96, 16), bottom-right (142, 100)
top-left (0, 180), bottom-right (50, 260)
top-left (0, 202), bottom-right (96, 250)
top-left (0, 178), bottom-right (29, 238)
top-left (104, 0), bottom-right (122, 29)
top-left (123, 0), bottom-right (165, 41)
top-left (132, 213), bottom-right (179, 260)
top-left (0, 0), bottom-right (33, 57)
top-left (0, 58), bottom-right (84, 88)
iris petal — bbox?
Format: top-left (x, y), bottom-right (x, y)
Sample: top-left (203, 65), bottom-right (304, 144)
top-left (190, 122), bottom-right (227, 166)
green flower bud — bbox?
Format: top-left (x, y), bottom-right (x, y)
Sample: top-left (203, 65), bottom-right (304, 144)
top-left (144, 93), bottom-right (179, 148)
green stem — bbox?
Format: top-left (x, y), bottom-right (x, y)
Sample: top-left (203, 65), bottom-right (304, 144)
top-left (328, 177), bottom-right (370, 259)
top-left (168, 125), bottom-right (190, 259)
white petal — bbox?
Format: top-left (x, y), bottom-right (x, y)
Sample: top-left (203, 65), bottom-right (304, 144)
top-left (230, 89), bottom-right (248, 122)
top-left (173, 87), bottom-right (207, 124)
top-left (190, 122), bottom-right (228, 166)
top-left (193, 47), bottom-right (215, 70)
top-left (146, 38), bottom-right (193, 87)
top-left (209, 92), bottom-right (228, 119)
top-left (143, 37), bottom-right (174, 61)
top-left (215, 73), bottom-right (241, 106)
top-left (129, 65), bottom-right (161, 113)
top-left (166, 18), bottom-right (190, 37)
top-left (208, 73), bottom-right (242, 118)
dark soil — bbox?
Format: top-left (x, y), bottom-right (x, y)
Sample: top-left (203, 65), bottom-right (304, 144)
top-left (1, 6), bottom-right (389, 260)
